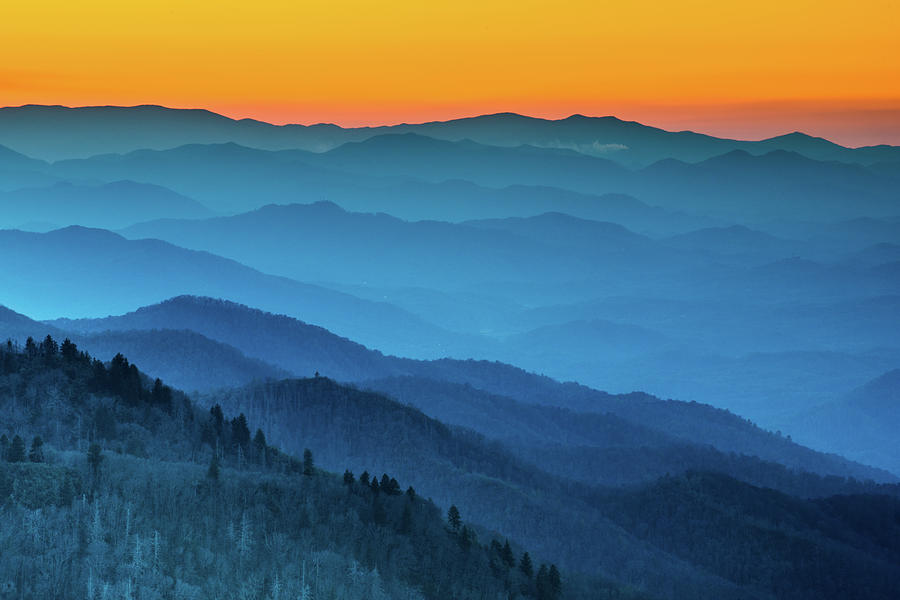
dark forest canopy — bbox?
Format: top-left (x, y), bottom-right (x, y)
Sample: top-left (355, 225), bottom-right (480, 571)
top-left (0, 336), bottom-right (583, 600)
top-left (2, 335), bottom-right (900, 600)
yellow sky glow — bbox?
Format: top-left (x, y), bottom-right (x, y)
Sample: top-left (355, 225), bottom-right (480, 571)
top-left (2, 0), bottom-right (899, 144)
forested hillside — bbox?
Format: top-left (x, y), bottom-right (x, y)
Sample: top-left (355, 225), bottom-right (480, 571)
top-left (0, 337), bottom-right (582, 600)
top-left (37, 297), bottom-right (895, 483)
top-left (209, 376), bottom-right (900, 600)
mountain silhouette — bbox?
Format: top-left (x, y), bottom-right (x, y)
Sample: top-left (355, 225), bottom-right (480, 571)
top-left (5, 105), bottom-right (900, 167)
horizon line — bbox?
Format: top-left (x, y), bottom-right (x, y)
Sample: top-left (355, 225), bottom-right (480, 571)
top-left (1, 102), bottom-right (873, 149)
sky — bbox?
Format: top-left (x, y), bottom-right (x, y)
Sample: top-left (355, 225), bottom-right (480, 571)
top-left (2, 0), bottom-right (899, 146)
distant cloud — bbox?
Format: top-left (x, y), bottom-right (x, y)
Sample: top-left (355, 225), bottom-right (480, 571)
top-left (542, 140), bottom-right (629, 156)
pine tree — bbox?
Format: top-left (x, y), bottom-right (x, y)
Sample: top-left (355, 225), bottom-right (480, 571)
top-left (536, 564), bottom-right (550, 599)
top-left (549, 564), bottom-right (562, 598)
top-left (41, 334), bottom-right (58, 362)
top-left (28, 436), bottom-right (43, 462)
top-left (253, 429), bottom-right (267, 464)
top-left (343, 470), bottom-right (355, 486)
top-left (501, 539), bottom-right (516, 568)
top-left (60, 337), bottom-right (78, 361)
top-left (519, 552), bottom-right (534, 578)
top-left (447, 505), bottom-right (461, 533)
top-left (210, 404), bottom-right (225, 438)
top-left (150, 378), bottom-right (172, 412)
top-left (8, 435), bottom-right (26, 463)
top-left (231, 413), bottom-right (251, 452)
top-left (302, 448), bottom-right (314, 476)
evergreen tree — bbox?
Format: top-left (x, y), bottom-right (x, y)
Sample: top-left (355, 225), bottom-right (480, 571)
top-left (447, 505), bottom-right (461, 533)
top-left (150, 378), bottom-right (172, 411)
top-left (519, 552), bottom-right (534, 578)
top-left (231, 414), bottom-right (251, 452)
top-left (41, 335), bottom-right (58, 362)
top-left (549, 564), bottom-right (562, 598)
top-left (8, 435), bottom-right (26, 463)
top-left (303, 448), bottom-right (314, 476)
top-left (28, 436), bottom-right (43, 463)
top-left (536, 564), bottom-right (550, 600)
top-left (343, 470), bottom-right (355, 486)
top-left (253, 429), bottom-right (267, 465)
top-left (406, 486), bottom-right (416, 500)
top-left (253, 428), bottom-right (267, 450)
top-left (0, 434), bottom-right (8, 461)
top-left (501, 540), bottom-right (516, 568)
top-left (60, 337), bottom-right (78, 361)
top-left (359, 471), bottom-right (370, 487)
top-left (210, 404), bottom-right (225, 437)
top-left (89, 359), bottom-right (107, 390)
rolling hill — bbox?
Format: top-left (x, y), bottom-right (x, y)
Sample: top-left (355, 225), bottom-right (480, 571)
top-left (0, 227), bottom-right (476, 359)
top-left (40, 295), bottom-right (894, 483)
top-left (0, 180), bottom-right (213, 230)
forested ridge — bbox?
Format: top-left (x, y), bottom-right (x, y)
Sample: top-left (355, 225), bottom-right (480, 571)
top-left (44, 296), bottom-right (893, 484)
top-left (210, 378), bottom-right (900, 600)
top-left (0, 336), bottom-right (588, 600)
top-left (3, 335), bottom-right (900, 600)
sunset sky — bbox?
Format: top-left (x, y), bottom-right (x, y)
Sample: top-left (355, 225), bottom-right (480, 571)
top-left (2, 0), bottom-right (899, 146)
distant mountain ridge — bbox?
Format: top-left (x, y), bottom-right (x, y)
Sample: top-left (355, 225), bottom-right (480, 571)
top-left (36, 295), bottom-right (895, 484)
top-left (36, 135), bottom-right (900, 223)
top-left (2, 104), bottom-right (899, 167)
top-left (785, 369), bottom-right (900, 475)
top-left (0, 180), bottom-right (213, 230)
top-left (0, 226), bottom-right (478, 358)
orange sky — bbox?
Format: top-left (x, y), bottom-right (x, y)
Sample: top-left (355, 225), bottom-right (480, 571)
top-left (2, 0), bottom-right (899, 145)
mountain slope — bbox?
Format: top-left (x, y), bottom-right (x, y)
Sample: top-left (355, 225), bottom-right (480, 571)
top-left (637, 150), bottom-right (900, 221)
top-left (785, 369), bottom-right (900, 475)
top-left (0, 337), bottom-right (576, 600)
top-left (0, 180), bottom-right (213, 230)
top-left (5, 322), bottom-right (900, 599)
top-left (214, 376), bottom-right (900, 600)
top-left (0, 227), bottom-right (475, 358)
top-left (45, 296), bottom-right (894, 483)
top-left (120, 202), bottom-right (589, 289)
